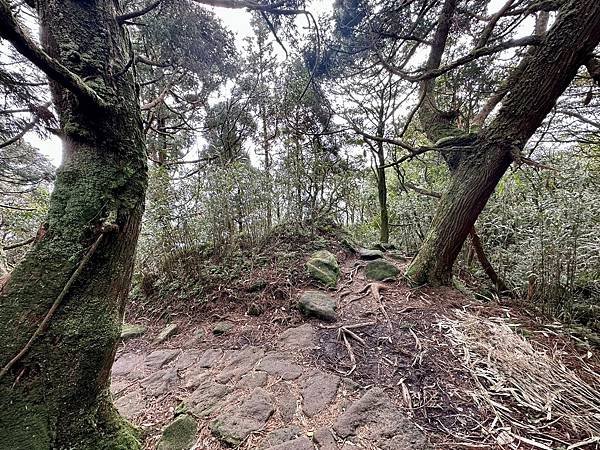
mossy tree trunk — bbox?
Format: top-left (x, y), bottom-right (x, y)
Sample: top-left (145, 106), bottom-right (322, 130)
top-left (0, 1), bottom-right (147, 449)
top-left (413, 0), bottom-right (507, 290)
top-left (406, 0), bottom-right (600, 285)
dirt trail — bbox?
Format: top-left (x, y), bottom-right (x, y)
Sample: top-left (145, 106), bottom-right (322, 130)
top-left (112, 253), bottom-right (600, 450)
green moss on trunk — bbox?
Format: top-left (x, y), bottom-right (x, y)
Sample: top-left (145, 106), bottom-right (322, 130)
top-left (0, 1), bottom-right (147, 448)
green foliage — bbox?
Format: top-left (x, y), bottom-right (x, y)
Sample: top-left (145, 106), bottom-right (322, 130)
top-left (479, 152), bottom-right (600, 315)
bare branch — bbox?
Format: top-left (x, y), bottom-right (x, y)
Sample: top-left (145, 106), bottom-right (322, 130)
top-left (3, 236), bottom-right (35, 250)
top-left (557, 109), bottom-right (600, 130)
top-left (380, 36), bottom-right (541, 82)
top-left (0, 115), bottom-right (38, 149)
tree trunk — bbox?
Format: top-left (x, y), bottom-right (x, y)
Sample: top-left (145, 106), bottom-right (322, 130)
top-left (406, 0), bottom-right (600, 285)
top-left (376, 153), bottom-right (389, 244)
top-left (0, 1), bottom-right (147, 449)
top-left (469, 227), bottom-right (508, 293)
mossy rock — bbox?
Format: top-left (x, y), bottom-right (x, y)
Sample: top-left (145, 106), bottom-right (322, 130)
top-left (247, 278), bottom-right (268, 293)
top-left (365, 260), bottom-right (399, 281)
top-left (157, 414), bottom-right (198, 450)
top-left (298, 291), bottom-right (337, 322)
top-left (213, 321), bottom-right (233, 335)
top-left (306, 250), bottom-right (339, 288)
top-left (154, 323), bottom-right (179, 344)
top-left (120, 323), bottom-right (146, 340)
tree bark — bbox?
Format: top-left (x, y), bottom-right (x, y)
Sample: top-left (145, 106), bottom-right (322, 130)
top-left (376, 142), bottom-right (390, 244)
top-left (0, 1), bottom-right (147, 449)
top-left (406, 0), bottom-right (600, 285)
top-left (469, 227), bottom-right (508, 293)
top-left (414, 0), bottom-right (507, 289)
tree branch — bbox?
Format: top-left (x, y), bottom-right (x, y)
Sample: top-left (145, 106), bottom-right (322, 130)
top-left (3, 236), bottom-right (35, 251)
top-left (557, 109), bottom-right (600, 130)
top-left (380, 36), bottom-right (541, 82)
top-left (117, 0), bottom-right (163, 23)
top-left (0, 0), bottom-right (107, 110)
top-left (0, 116), bottom-right (39, 149)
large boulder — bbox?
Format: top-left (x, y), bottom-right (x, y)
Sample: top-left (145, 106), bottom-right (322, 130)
top-left (365, 259), bottom-right (399, 281)
top-left (298, 291), bottom-right (337, 322)
top-left (306, 250), bottom-right (339, 288)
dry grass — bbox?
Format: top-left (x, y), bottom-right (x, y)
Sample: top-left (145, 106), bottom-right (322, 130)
top-left (438, 310), bottom-right (600, 449)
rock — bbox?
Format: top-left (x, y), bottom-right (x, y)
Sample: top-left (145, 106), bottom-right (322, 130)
top-left (248, 302), bottom-right (263, 316)
top-left (314, 428), bottom-right (338, 450)
top-left (262, 426), bottom-right (302, 448)
top-left (185, 380), bottom-right (233, 417)
top-left (111, 379), bottom-right (133, 398)
top-left (333, 388), bottom-right (385, 437)
top-left (265, 436), bottom-right (313, 450)
top-left (257, 353), bottom-right (303, 380)
top-left (302, 372), bottom-right (340, 417)
top-left (174, 350), bottom-right (202, 370)
top-left (196, 348), bottom-right (224, 368)
top-left (387, 250), bottom-right (408, 261)
top-left (333, 388), bottom-right (427, 449)
top-left (155, 323), bottom-right (179, 344)
top-left (306, 250), bottom-right (340, 287)
top-left (145, 349), bottom-right (181, 369)
top-left (237, 371), bottom-right (268, 389)
top-left (141, 368), bottom-right (179, 396)
top-left (365, 260), bottom-right (399, 281)
top-left (182, 365), bottom-right (210, 389)
top-left (114, 388), bottom-right (146, 420)
top-left (372, 243), bottom-right (396, 252)
top-left (210, 388), bottom-right (275, 446)
top-left (298, 291), bottom-right (337, 322)
top-left (247, 278), bottom-right (268, 293)
top-left (341, 377), bottom-right (361, 394)
top-left (194, 328), bottom-right (205, 342)
top-left (277, 324), bottom-right (317, 350)
top-left (357, 248), bottom-right (384, 260)
top-left (276, 387), bottom-right (297, 423)
top-left (213, 321), bottom-right (233, 335)
top-left (120, 323), bottom-right (147, 340)
top-left (157, 414), bottom-right (198, 450)
top-left (216, 346), bottom-right (264, 383)
top-left (112, 352), bottom-right (144, 377)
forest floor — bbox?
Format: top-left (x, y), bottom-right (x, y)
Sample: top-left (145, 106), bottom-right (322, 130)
top-left (112, 240), bottom-right (600, 450)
